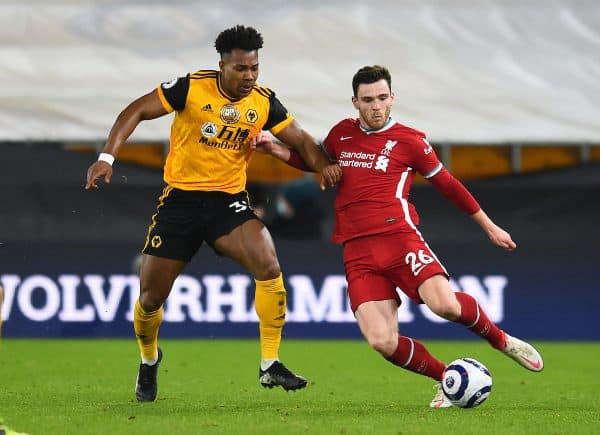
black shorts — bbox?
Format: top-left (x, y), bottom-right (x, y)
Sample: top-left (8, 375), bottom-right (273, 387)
top-left (142, 186), bottom-right (260, 262)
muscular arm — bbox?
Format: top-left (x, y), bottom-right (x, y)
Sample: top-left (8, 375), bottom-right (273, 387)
top-left (428, 167), bottom-right (516, 251)
top-left (270, 122), bottom-right (341, 189)
top-left (103, 89), bottom-right (168, 156)
top-left (274, 120), bottom-right (330, 171)
top-left (256, 140), bottom-right (313, 172)
top-left (85, 89), bottom-right (168, 189)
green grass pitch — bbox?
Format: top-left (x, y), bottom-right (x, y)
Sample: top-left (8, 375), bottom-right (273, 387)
top-left (1, 339), bottom-right (598, 434)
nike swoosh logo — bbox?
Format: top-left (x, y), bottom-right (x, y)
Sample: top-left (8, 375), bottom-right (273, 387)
top-left (340, 136), bottom-right (352, 140)
top-left (523, 357), bottom-right (542, 369)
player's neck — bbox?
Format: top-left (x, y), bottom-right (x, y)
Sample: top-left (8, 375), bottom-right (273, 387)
top-left (359, 117), bottom-right (394, 133)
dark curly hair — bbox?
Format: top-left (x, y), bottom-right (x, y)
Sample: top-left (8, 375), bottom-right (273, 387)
top-left (352, 65), bottom-right (392, 96)
top-left (214, 25), bottom-right (264, 58)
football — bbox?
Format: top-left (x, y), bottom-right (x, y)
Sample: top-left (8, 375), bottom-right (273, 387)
top-left (442, 358), bottom-right (492, 408)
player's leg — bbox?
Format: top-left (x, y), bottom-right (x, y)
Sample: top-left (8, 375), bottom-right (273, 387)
top-left (345, 234), bottom-right (445, 380)
top-left (137, 254), bottom-right (186, 360)
top-left (344, 234), bottom-right (452, 408)
top-left (213, 218), bottom-right (306, 391)
top-left (418, 275), bottom-right (505, 347)
top-left (213, 219), bottom-right (283, 358)
top-left (133, 254), bottom-right (186, 402)
top-left (353, 299), bottom-right (451, 409)
top-left (134, 186), bottom-right (200, 401)
top-left (354, 299), bottom-right (447, 380)
top-left (385, 229), bottom-right (542, 372)
top-left (418, 275), bottom-right (543, 371)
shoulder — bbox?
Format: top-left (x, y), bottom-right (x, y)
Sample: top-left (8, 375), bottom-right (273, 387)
top-left (378, 121), bottom-right (433, 162)
top-left (390, 120), bottom-right (426, 138)
top-left (388, 121), bottom-right (429, 147)
top-left (324, 118), bottom-right (358, 147)
top-left (252, 85), bottom-right (276, 100)
top-left (189, 69), bottom-right (218, 81)
top-left (330, 117), bottom-right (359, 132)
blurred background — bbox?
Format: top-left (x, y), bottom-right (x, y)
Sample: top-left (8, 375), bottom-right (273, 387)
top-left (1, 0), bottom-right (598, 340)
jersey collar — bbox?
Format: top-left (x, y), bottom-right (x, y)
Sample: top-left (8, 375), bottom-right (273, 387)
top-left (216, 73), bottom-right (241, 102)
top-left (360, 117), bottom-right (396, 135)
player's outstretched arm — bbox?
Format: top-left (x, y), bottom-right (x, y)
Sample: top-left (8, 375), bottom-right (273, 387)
top-left (85, 89), bottom-right (168, 190)
top-left (252, 131), bottom-right (292, 162)
top-left (470, 209), bottom-right (517, 251)
top-left (273, 122), bottom-right (341, 189)
top-left (427, 167), bottom-right (516, 251)
top-left (254, 128), bottom-right (341, 190)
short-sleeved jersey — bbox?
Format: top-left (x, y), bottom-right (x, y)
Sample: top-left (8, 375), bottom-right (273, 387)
top-left (322, 117), bottom-right (443, 244)
top-left (157, 70), bottom-right (294, 193)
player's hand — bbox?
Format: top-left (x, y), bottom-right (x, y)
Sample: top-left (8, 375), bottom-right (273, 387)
top-left (85, 161), bottom-right (113, 189)
top-left (487, 224), bottom-right (517, 251)
top-left (251, 131), bottom-right (275, 155)
top-left (319, 163), bottom-right (342, 190)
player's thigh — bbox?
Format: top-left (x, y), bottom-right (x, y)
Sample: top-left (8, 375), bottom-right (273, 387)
top-left (213, 219), bottom-right (280, 280)
top-left (418, 274), bottom-right (460, 319)
top-left (355, 299), bottom-right (399, 340)
top-left (343, 238), bottom-right (401, 312)
top-left (139, 254), bottom-right (187, 310)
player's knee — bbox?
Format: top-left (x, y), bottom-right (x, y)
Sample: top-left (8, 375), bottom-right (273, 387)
top-left (254, 262), bottom-right (282, 281)
top-left (139, 288), bottom-right (166, 312)
top-left (365, 331), bottom-right (397, 356)
top-left (431, 298), bottom-right (461, 321)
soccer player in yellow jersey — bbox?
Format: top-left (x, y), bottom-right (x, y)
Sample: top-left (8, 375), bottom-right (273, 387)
top-left (85, 25), bottom-right (342, 402)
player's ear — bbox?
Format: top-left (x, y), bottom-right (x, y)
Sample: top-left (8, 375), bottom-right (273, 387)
top-left (352, 96), bottom-right (359, 110)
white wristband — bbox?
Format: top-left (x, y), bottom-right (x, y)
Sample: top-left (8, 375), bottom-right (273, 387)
top-left (98, 152), bottom-right (115, 166)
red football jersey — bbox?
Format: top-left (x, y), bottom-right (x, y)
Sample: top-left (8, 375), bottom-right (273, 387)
top-left (323, 117), bottom-right (443, 244)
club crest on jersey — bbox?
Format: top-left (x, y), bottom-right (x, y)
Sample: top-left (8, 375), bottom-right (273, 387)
top-left (220, 104), bottom-right (241, 124)
top-left (201, 121), bottom-right (218, 138)
top-left (423, 138), bottom-right (433, 154)
top-left (151, 235), bottom-right (162, 248)
top-left (245, 109), bottom-right (258, 123)
top-left (380, 140), bottom-right (398, 156)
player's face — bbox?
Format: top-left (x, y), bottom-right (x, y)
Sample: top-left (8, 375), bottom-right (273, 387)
top-left (219, 49), bottom-right (259, 99)
top-left (352, 79), bottom-right (394, 130)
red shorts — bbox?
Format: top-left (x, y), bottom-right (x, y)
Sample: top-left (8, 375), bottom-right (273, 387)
top-left (343, 231), bottom-right (448, 312)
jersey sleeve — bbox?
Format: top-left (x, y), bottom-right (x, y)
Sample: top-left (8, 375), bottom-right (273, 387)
top-left (286, 149), bottom-right (314, 172)
top-left (286, 138), bottom-right (334, 171)
top-left (321, 128), bottom-right (338, 161)
top-left (156, 74), bottom-right (190, 112)
top-left (428, 167), bottom-right (481, 215)
top-left (407, 135), bottom-right (443, 178)
top-left (264, 93), bottom-right (295, 134)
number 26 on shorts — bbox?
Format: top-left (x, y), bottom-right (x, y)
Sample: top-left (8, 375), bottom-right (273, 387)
top-left (405, 249), bottom-right (434, 276)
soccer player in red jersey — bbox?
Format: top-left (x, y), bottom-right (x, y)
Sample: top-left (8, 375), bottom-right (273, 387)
top-left (253, 65), bottom-right (543, 408)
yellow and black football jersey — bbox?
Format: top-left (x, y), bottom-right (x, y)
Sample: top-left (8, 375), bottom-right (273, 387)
top-left (156, 69), bottom-right (294, 193)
